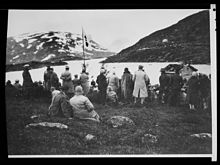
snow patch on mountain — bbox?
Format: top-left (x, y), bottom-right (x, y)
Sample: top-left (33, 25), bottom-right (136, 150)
top-left (41, 54), bottom-right (56, 62)
top-left (12, 55), bottom-right (19, 59)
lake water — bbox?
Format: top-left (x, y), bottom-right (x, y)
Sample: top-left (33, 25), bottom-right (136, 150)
top-left (5, 58), bottom-right (211, 85)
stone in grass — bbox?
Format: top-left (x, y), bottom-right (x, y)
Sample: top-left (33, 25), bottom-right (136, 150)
top-left (190, 133), bottom-right (212, 139)
top-left (85, 134), bottom-right (96, 141)
top-left (26, 122), bottom-right (68, 129)
top-left (142, 133), bottom-right (158, 144)
top-left (107, 116), bottom-right (135, 128)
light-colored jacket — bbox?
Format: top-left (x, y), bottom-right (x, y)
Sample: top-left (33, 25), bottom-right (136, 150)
top-left (69, 95), bottom-right (98, 119)
top-left (107, 74), bottom-right (120, 92)
top-left (60, 71), bottom-right (72, 81)
top-left (132, 70), bottom-right (149, 98)
top-left (80, 73), bottom-right (90, 95)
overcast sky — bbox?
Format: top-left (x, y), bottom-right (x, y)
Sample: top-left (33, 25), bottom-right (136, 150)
top-left (7, 9), bottom-right (205, 53)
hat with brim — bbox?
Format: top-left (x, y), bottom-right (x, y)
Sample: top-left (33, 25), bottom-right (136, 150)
top-left (75, 86), bottom-right (84, 95)
top-left (23, 64), bottom-right (30, 68)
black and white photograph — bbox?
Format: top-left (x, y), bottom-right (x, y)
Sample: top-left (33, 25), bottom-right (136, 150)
top-left (4, 5), bottom-right (217, 160)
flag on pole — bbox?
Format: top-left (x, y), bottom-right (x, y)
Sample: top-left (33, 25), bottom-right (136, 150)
top-left (82, 28), bottom-right (90, 47)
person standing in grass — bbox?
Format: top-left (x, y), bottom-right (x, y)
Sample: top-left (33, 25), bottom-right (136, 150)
top-left (43, 66), bottom-right (52, 91)
top-left (186, 72), bottom-right (199, 110)
top-left (96, 69), bottom-right (108, 105)
top-left (168, 69), bottom-right (183, 107)
top-left (159, 68), bottom-right (171, 104)
top-left (132, 65), bottom-right (150, 105)
top-left (121, 67), bottom-right (133, 103)
top-left (80, 69), bottom-right (90, 96)
top-left (60, 66), bottom-right (74, 97)
top-left (22, 64), bottom-right (34, 99)
top-left (72, 74), bottom-right (81, 90)
top-left (50, 68), bottom-right (59, 90)
top-left (107, 71), bottom-right (120, 93)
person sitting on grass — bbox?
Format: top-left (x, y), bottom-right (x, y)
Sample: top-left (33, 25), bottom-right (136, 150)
top-left (106, 86), bottom-right (118, 106)
top-left (69, 86), bottom-right (100, 122)
top-left (47, 86), bottom-right (73, 118)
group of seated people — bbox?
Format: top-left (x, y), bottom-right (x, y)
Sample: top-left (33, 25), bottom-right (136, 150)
top-left (48, 85), bottom-right (100, 122)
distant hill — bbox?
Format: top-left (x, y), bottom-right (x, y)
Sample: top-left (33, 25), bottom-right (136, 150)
top-left (103, 10), bottom-right (210, 64)
top-left (6, 31), bottom-right (115, 64)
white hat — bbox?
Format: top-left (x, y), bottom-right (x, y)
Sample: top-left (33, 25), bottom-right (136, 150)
top-left (75, 86), bottom-right (84, 95)
top-left (192, 71), bottom-right (197, 77)
top-left (23, 64), bottom-right (30, 67)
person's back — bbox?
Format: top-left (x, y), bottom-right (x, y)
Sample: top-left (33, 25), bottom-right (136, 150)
top-left (159, 74), bottom-right (170, 89)
top-left (14, 82), bottom-right (22, 90)
top-left (48, 90), bottom-right (72, 118)
top-left (170, 73), bottom-right (183, 90)
top-left (50, 71), bottom-right (59, 88)
top-left (60, 70), bottom-right (72, 81)
top-left (96, 73), bottom-right (108, 90)
top-left (70, 95), bottom-right (93, 111)
top-left (80, 73), bottom-right (89, 83)
top-left (108, 73), bottom-right (119, 91)
top-left (23, 69), bottom-right (33, 87)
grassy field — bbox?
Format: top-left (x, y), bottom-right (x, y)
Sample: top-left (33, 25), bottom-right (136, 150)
top-left (6, 96), bottom-right (212, 155)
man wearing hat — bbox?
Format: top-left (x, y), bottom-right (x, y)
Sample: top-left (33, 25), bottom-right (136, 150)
top-left (69, 86), bottom-right (100, 122)
top-left (159, 68), bottom-right (171, 104)
top-left (48, 86), bottom-right (73, 118)
top-left (133, 65), bottom-right (150, 105)
top-left (22, 64), bottom-right (33, 99)
top-left (60, 66), bottom-right (74, 97)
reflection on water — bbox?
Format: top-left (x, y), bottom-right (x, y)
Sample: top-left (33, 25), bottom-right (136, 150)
top-left (5, 58), bottom-right (211, 85)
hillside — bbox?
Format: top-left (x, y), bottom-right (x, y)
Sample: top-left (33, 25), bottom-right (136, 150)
top-left (103, 10), bottom-right (210, 64)
top-left (6, 31), bottom-right (115, 64)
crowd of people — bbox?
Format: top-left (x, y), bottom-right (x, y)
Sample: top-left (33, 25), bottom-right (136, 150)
top-left (5, 63), bottom-right (211, 121)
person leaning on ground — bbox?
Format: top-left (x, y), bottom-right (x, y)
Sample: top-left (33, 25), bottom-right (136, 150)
top-left (69, 86), bottom-right (100, 122)
top-left (96, 69), bottom-right (108, 105)
top-left (132, 65), bottom-right (150, 105)
top-left (48, 86), bottom-right (73, 118)
top-left (168, 69), bottom-right (183, 106)
top-left (80, 69), bottom-right (90, 96)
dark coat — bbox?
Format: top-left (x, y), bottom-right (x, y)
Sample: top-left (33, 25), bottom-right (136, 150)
top-left (96, 73), bottom-right (108, 91)
top-left (159, 73), bottom-right (170, 89)
top-left (22, 70), bottom-right (33, 88)
top-left (50, 72), bottom-right (59, 89)
top-left (186, 76), bottom-right (199, 105)
top-left (170, 73), bottom-right (183, 90)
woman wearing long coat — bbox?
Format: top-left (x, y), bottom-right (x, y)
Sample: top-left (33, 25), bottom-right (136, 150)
top-left (121, 68), bottom-right (133, 102)
top-left (133, 65), bottom-right (150, 105)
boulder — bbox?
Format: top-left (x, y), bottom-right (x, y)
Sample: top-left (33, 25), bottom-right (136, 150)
top-left (107, 116), bottom-right (135, 128)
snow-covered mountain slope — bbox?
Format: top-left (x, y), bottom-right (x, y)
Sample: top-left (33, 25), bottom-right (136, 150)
top-left (6, 31), bottom-right (115, 64)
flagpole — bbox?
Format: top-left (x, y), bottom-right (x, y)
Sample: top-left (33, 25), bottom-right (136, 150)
top-left (82, 27), bottom-right (85, 69)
